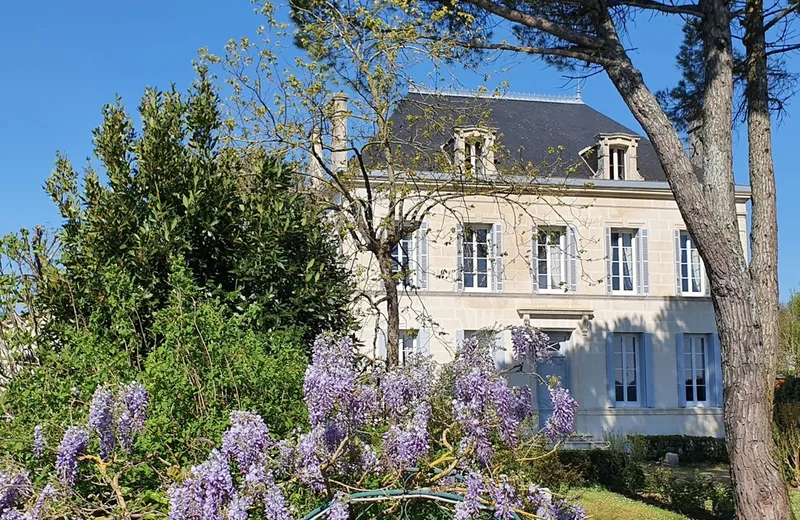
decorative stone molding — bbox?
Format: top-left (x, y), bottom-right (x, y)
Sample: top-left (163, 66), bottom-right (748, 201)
top-left (451, 126), bottom-right (497, 176)
top-left (516, 308), bottom-right (595, 336)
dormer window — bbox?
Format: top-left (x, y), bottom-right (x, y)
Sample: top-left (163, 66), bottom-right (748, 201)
top-left (444, 127), bottom-right (497, 176)
top-left (596, 133), bottom-right (642, 180)
top-left (610, 147), bottom-right (627, 180)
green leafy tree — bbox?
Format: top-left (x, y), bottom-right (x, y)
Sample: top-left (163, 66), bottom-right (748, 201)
top-left (41, 68), bottom-right (352, 348)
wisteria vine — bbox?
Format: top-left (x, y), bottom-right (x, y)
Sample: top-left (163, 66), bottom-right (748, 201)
top-left (1, 326), bottom-right (582, 520)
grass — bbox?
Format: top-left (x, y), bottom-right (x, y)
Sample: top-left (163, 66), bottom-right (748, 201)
top-left (569, 488), bottom-right (690, 520)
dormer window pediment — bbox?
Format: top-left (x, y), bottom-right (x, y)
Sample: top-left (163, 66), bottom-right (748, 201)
top-left (595, 133), bottom-right (643, 181)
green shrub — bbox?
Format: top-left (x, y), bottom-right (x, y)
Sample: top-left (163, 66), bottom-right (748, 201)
top-left (775, 376), bottom-right (800, 405)
top-left (665, 470), bottom-right (713, 515)
top-left (711, 484), bottom-right (736, 520)
top-left (628, 435), bottom-right (729, 464)
top-left (555, 450), bottom-right (642, 493)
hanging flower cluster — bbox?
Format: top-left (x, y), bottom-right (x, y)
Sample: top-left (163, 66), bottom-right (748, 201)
top-left (14, 326), bottom-right (585, 520)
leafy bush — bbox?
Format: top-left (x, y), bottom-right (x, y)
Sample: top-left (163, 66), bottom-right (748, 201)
top-left (0, 264), bottom-right (309, 471)
top-left (628, 435), bottom-right (729, 464)
top-left (554, 450), bottom-right (644, 494)
top-left (644, 466), bottom-right (734, 519)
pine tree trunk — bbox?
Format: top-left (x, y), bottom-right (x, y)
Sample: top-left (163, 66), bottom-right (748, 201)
top-left (739, 0), bottom-right (794, 516)
top-left (601, 23), bottom-right (792, 516)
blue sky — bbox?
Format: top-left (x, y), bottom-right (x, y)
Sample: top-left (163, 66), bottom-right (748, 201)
top-left (1, 1), bottom-right (799, 298)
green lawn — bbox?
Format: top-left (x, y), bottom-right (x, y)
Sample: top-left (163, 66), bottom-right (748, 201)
top-left (570, 488), bottom-right (690, 520)
top-left (571, 486), bottom-right (800, 519)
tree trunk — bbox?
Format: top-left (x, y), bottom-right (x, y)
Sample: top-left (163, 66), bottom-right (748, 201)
top-left (600, 22), bottom-right (792, 517)
top-left (378, 247), bottom-right (401, 367)
top-left (739, 0), bottom-right (794, 516)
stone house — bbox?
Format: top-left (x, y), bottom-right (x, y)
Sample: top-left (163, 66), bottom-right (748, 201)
top-left (335, 87), bottom-right (749, 441)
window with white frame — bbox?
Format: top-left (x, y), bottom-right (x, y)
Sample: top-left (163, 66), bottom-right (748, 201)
top-left (465, 138), bottom-right (485, 175)
top-left (610, 230), bottom-right (637, 294)
top-left (536, 228), bottom-right (567, 292)
top-left (391, 234), bottom-right (413, 287)
top-left (614, 334), bottom-right (640, 405)
top-left (684, 335), bottom-right (708, 405)
top-left (610, 147), bottom-right (627, 180)
top-left (400, 330), bottom-right (417, 365)
top-left (679, 231), bottom-right (705, 295)
top-left (463, 225), bottom-right (492, 290)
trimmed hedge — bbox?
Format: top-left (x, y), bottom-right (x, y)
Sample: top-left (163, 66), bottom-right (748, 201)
top-left (554, 450), bottom-right (643, 493)
top-left (628, 435), bottom-right (729, 464)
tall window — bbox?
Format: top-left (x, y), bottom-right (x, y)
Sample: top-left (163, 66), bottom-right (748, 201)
top-left (391, 235), bottom-right (413, 287)
top-left (610, 147), bottom-right (627, 180)
top-left (680, 231), bottom-right (705, 295)
top-left (400, 330), bottom-right (417, 364)
top-left (536, 228), bottom-right (567, 292)
top-left (465, 139), bottom-right (485, 175)
top-left (463, 225), bottom-right (491, 290)
top-left (614, 334), bottom-right (640, 405)
top-left (610, 230), bottom-right (637, 294)
top-left (684, 335), bottom-right (708, 405)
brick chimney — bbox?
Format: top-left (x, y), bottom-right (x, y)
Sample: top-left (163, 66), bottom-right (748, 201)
top-left (331, 92), bottom-right (348, 172)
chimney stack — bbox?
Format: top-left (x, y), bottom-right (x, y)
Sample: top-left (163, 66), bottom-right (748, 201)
top-left (308, 126), bottom-right (323, 183)
top-left (331, 92), bottom-right (348, 173)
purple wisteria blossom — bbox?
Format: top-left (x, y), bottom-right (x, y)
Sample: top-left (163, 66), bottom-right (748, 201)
top-left (510, 326), bottom-right (552, 364)
top-left (263, 480), bottom-right (292, 520)
top-left (294, 428), bottom-right (325, 492)
top-left (454, 472), bottom-right (484, 520)
top-left (546, 387), bottom-right (578, 443)
top-left (117, 381), bottom-right (148, 452)
top-left (32, 425), bottom-right (45, 459)
top-left (275, 439), bottom-right (295, 475)
top-left (168, 449), bottom-right (234, 520)
top-left (88, 386), bottom-right (116, 460)
top-left (379, 372), bottom-right (414, 419)
top-left (381, 403), bottom-right (430, 471)
top-left (327, 493), bottom-right (349, 520)
top-left (222, 411), bottom-right (272, 474)
top-left (0, 466), bottom-right (31, 514)
top-left (488, 477), bottom-right (522, 520)
top-left (55, 427), bottom-right (89, 488)
top-left (227, 492), bottom-right (253, 520)
top-left (304, 334), bottom-right (358, 427)
top-left (24, 483), bottom-right (57, 520)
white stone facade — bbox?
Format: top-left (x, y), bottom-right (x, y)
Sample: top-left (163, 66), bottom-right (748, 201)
top-left (355, 179), bottom-right (750, 441)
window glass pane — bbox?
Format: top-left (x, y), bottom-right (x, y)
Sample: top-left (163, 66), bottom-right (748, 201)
top-left (686, 383), bottom-right (694, 402)
top-left (477, 258), bottom-right (487, 275)
top-left (697, 384), bottom-right (707, 402)
top-left (622, 244), bottom-right (634, 291)
top-left (627, 382), bottom-right (637, 402)
top-left (477, 272), bottom-right (488, 288)
top-left (464, 273), bottom-right (474, 288)
top-left (616, 384), bottom-right (625, 401)
top-left (691, 248), bottom-right (702, 292)
top-left (549, 243), bottom-right (562, 287)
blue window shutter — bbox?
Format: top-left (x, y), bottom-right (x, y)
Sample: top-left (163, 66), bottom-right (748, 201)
top-left (456, 223), bottom-right (464, 292)
top-left (643, 333), bottom-right (655, 408)
top-left (709, 333), bottom-right (723, 407)
top-left (418, 328), bottom-right (431, 356)
top-left (493, 331), bottom-right (506, 370)
top-left (531, 224), bottom-right (539, 293)
top-left (604, 227), bottom-right (613, 295)
top-left (493, 223), bottom-right (504, 292)
top-left (638, 229), bottom-right (650, 295)
top-left (674, 230), bottom-right (683, 296)
top-left (376, 328), bottom-right (387, 360)
top-left (567, 225), bottom-right (578, 293)
top-left (676, 333), bottom-right (687, 408)
top-left (416, 222), bottom-right (428, 290)
top-left (606, 333), bottom-right (616, 407)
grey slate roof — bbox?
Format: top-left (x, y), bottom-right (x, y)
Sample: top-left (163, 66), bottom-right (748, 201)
top-left (366, 90), bottom-right (667, 181)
